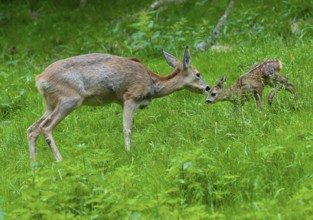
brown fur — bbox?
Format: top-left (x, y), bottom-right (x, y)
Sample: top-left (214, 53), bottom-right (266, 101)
top-left (128, 57), bottom-right (181, 81)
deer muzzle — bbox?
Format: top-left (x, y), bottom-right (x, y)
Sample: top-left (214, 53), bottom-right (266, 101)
top-left (205, 99), bottom-right (213, 104)
top-left (203, 86), bottom-right (211, 94)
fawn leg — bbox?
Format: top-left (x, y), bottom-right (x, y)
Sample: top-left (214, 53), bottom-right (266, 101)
top-left (123, 99), bottom-right (138, 152)
top-left (286, 83), bottom-right (297, 102)
top-left (283, 78), bottom-right (297, 101)
top-left (254, 91), bottom-right (263, 110)
top-left (268, 83), bottom-right (283, 105)
top-left (280, 76), bottom-right (296, 93)
top-left (268, 76), bottom-right (297, 105)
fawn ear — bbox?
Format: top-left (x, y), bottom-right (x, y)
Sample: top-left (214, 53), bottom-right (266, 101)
top-left (218, 75), bottom-right (227, 87)
top-left (163, 50), bottom-right (179, 68)
top-left (182, 46), bottom-right (191, 69)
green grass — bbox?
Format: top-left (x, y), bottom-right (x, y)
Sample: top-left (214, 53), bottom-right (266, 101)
top-left (1, 0), bottom-right (313, 219)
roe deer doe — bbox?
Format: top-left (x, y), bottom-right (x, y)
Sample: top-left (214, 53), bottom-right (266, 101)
top-left (27, 47), bottom-right (210, 162)
top-left (205, 59), bottom-right (296, 110)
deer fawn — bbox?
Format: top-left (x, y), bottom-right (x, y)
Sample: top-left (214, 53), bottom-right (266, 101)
top-left (206, 59), bottom-right (296, 110)
top-left (27, 47), bottom-right (210, 162)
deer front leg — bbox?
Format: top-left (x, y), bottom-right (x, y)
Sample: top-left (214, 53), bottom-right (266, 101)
top-left (285, 83), bottom-right (296, 94)
top-left (268, 77), bottom-right (288, 105)
top-left (269, 76), bottom-right (297, 105)
top-left (268, 83), bottom-right (283, 105)
top-left (280, 76), bottom-right (297, 101)
top-left (286, 83), bottom-right (297, 102)
top-left (123, 99), bottom-right (138, 151)
top-left (254, 91), bottom-right (263, 110)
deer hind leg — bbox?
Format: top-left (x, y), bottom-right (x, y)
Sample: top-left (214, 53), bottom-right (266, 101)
top-left (123, 99), bottom-right (138, 151)
top-left (27, 109), bottom-right (53, 161)
top-left (40, 97), bottom-right (82, 161)
top-left (268, 76), bottom-right (296, 105)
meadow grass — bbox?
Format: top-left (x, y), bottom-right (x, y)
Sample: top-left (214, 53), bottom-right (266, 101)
top-left (1, 0), bottom-right (313, 219)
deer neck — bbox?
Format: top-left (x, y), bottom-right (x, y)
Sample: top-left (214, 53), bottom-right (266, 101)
top-left (148, 67), bottom-right (184, 98)
top-left (221, 85), bottom-right (240, 103)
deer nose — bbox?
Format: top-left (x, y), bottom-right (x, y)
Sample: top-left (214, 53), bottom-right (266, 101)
top-left (205, 86), bottom-right (211, 91)
top-left (205, 99), bottom-right (212, 104)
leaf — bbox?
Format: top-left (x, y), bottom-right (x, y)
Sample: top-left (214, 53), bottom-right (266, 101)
top-left (151, 31), bottom-right (160, 40)
top-left (257, 145), bottom-right (285, 158)
top-left (183, 161), bottom-right (193, 170)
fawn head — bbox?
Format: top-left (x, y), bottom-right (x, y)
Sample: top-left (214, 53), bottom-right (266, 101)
top-left (206, 75), bottom-right (227, 104)
top-left (163, 46), bottom-right (210, 94)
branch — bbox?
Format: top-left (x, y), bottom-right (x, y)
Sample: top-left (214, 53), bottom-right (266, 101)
top-left (150, 0), bottom-right (186, 10)
top-left (197, 0), bottom-right (234, 51)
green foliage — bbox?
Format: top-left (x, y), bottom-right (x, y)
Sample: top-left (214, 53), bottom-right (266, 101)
top-left (127, 11), bottom-right (209, 55)
top-left (1, 0), bottom-right (313, 219)
top-left (0, 63), bottom-right (30, 119)
top-left (128, 11), bottom-right (162, 54)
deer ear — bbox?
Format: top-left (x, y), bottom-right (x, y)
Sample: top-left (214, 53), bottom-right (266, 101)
top-left (163, 50), bottom-right (178, 68)
top-left (218, 75), bottom-right (227, 87)
top-left (183, 46), bottom-right (191, 69)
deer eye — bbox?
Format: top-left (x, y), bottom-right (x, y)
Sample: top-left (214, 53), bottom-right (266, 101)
top-left (211, 93), bottom-right (216, 97)
top-left (195, 73), bottom-right (201, 78)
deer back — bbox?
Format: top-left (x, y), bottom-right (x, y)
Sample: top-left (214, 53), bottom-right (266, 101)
top-left (245, 59), bottom-right (282, 83)
top-left (36, 54), bottom-right (155, 106)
